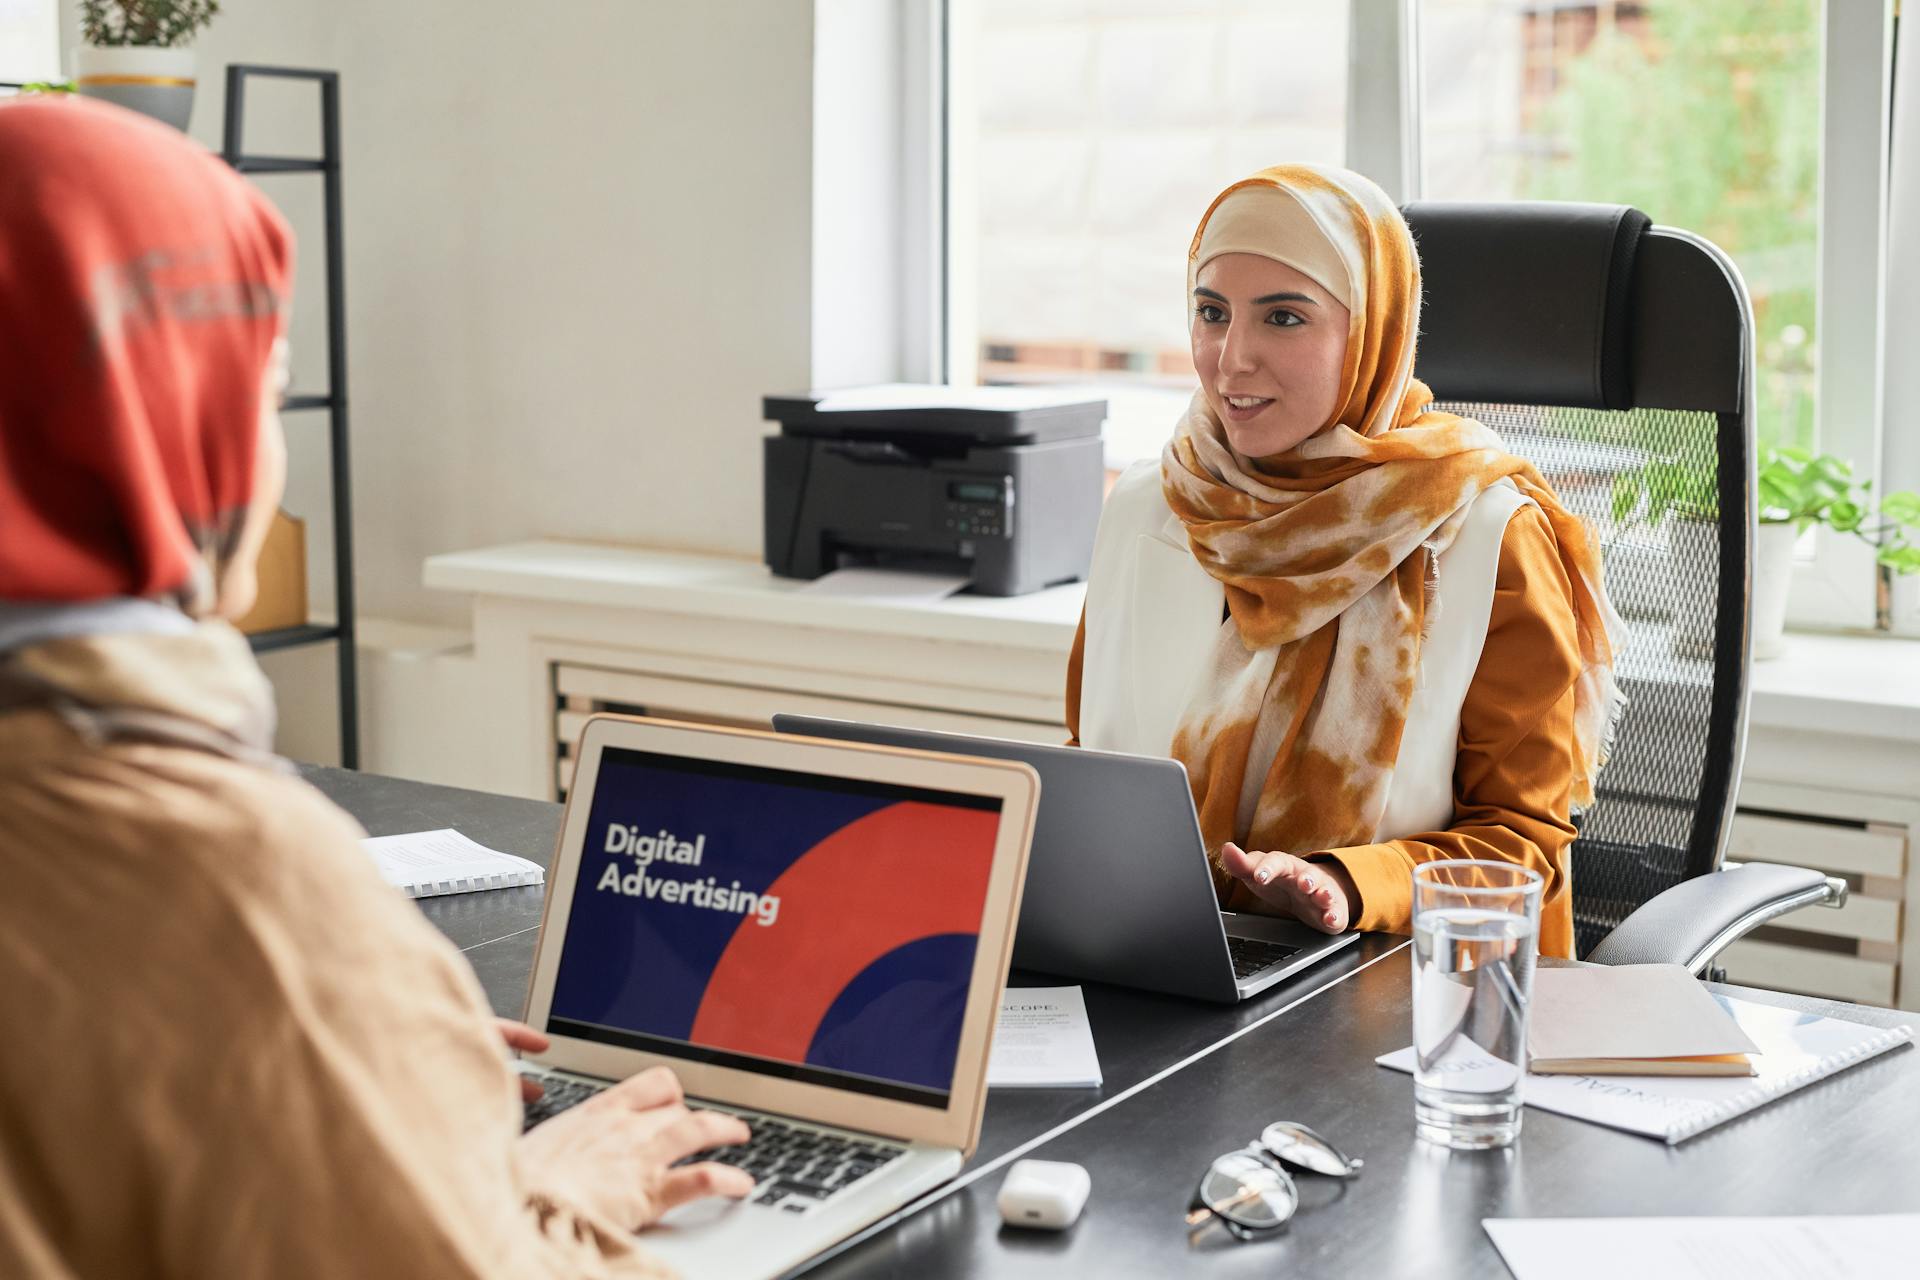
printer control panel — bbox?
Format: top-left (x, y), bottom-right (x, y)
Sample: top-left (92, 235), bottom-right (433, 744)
top-left (943, 478), bottom-right (1012, 539)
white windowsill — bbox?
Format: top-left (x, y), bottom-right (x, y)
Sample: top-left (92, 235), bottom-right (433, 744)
top-left (1749, 630), bottom-right (1920, 746)
top-left (422, 541), bottom-right (1085, 653)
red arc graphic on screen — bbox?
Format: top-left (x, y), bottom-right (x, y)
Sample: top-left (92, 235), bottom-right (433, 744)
top-left (688, 801), bottom-right (998, 1062)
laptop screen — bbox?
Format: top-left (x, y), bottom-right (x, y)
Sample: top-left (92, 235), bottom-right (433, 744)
top-left (547, 746), bottom-right (1007, 1108)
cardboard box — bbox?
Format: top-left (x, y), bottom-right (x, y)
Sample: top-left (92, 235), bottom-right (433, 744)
top-left (235, 510), bottom-right (308, 635)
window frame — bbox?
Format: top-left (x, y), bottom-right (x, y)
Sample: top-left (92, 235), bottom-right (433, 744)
top-left (909, 0), bottom-right (1899, 631)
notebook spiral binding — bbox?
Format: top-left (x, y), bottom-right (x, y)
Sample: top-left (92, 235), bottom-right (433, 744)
top-left (1667, 1025), bottom-right (1915, 1144)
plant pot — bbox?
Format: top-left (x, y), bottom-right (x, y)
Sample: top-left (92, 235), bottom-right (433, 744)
top-left (1752, 521), bottom-right (1798, 661)
top-left (75, 45), bottom-right (196, 132)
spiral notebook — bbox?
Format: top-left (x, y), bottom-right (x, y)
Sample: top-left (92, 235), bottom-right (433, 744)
top-left (1378, 992), bottom-right (1911, 1144)
top-left (361, 828), bottom-right (546, 899)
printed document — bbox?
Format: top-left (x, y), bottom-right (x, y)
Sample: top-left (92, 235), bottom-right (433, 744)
top-left (988, 986), bottom-right (1102, 1089)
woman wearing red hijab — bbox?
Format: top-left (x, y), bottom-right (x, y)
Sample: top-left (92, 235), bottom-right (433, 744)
top-left (0, 98), bottom-right (747, 1277)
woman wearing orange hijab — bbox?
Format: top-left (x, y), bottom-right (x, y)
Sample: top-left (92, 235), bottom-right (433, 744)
top-left (0, 97), bottom-right (748, 1277)
top-left (1066, 165), bottom-right (1623, 959)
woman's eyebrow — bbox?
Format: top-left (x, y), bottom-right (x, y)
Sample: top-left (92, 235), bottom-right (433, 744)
top-left (1190, 286), bottom-right (1319, 307)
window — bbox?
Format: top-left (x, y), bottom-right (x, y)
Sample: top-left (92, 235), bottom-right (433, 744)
top-left (947, 0), bottom-right (1351, 468)
top-left (1421, 0), bottom-right (1821, 454)
top-left (927, 0), bottom-right (1901, 630)
top-left (0, 0), bottom-right (58, 86)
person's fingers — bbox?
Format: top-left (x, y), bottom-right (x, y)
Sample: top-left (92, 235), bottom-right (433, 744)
top-left (496, 1018), bottom-right (551, 1054)
top-left (1251, 850), bottom-right (1303, 887)
top-left (1220, 842), bottom-right (1259, 879)
top-left (650, 1110), bottom-right (752, 1165)
top-left (655, 1162), bottom-right (757, 1211)
top-left (604, 1065), bottom-right (685, 1112)
top-left (519, 1076), bottom-right (545, 1104)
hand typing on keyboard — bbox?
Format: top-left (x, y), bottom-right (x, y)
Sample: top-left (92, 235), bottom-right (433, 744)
top-left (518, 1065), bottom-right (755, 1232)
top-left (496, 1018), bottom-right (551, 1103)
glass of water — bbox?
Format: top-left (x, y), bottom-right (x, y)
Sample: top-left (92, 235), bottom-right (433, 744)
top-left (1410, 861), bottom-right (1544, 1150)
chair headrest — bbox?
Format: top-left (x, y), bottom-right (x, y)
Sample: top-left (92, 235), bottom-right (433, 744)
top-left (1404, 201), bottom-right (1651, 411)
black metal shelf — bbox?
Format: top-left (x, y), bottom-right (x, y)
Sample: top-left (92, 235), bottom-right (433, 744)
top-left (230, 155), bottom-right (328, 174)
top-left (247, 622), bottom-right (343, 654)
top-left (227, 65), bottom-right (359, 769)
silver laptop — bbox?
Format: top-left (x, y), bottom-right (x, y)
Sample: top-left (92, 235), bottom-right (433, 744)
top-left (519, 714), bottom-right (1038, 1280)
top-left (773, 716), bottom-right (1359, 1003)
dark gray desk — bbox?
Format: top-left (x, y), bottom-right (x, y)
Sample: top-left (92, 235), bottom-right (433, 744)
top-left (307, 766), bottom-right (1920, 1278)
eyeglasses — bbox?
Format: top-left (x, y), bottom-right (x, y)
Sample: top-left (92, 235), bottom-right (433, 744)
top-left (1184, 1121), bottom-right (1363, 1241)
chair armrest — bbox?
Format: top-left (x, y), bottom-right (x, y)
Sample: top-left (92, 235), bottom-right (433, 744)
top-left (1585, 863), bottom-right (1846, 972)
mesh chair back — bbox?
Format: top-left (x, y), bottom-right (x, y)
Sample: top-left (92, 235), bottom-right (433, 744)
top-left (1405, 205), bottom-right (1753, 957)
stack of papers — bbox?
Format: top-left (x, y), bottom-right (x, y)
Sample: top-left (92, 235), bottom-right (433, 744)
top-left (360, 828), bottom-right (545, 899)
top-left (1379, 988), bottom-right (1911, 1143)
top-left (987, 986), bottom-right (1102, 1089)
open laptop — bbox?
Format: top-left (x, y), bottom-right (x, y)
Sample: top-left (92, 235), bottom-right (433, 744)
top-left (517, 714), bottom-right (1038, 1280)
top-left (772, 716), bottom-right (1359, 1003)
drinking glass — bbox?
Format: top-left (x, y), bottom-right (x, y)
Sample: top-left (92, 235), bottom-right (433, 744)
top-left (1410, 860), bottom-right (1543, 1150)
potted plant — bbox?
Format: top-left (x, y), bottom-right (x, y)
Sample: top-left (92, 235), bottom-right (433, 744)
top-left (75, 1), bottom-right (219, 132)
top-left (1753, 447), bottom-right (1920, 656)
top-left (1612, 441), bottom-right (1920, 660)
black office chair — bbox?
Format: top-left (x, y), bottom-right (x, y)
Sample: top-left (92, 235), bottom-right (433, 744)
top-left (1401, 201), bottom-right (1844, 972)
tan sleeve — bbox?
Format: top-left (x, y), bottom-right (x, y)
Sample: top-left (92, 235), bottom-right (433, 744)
top-left (1063, 607), bottom-right (1087, 747)
top-left (1314, 505), bottom-right (1581, 958)
top-left (152, 770), bottom-right (674, 1279)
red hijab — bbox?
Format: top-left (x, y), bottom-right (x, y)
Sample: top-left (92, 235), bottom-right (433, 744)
top-left (0, 96), bottom-right (293, 611)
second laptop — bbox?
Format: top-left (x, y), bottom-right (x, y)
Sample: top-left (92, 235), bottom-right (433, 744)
top-left (772, 716), bottom-right (1358, 1002)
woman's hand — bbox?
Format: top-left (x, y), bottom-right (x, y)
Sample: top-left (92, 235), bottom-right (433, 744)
top-left (497, 1018), bottom-right (551, 1103)
top-left (518, 1065), bottom-right (755, 1231)
top-left (1220, 844), bottom-right (1357, 934)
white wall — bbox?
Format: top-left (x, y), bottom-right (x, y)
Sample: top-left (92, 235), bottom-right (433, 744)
top-left (180, 1), bottom-right (814, 632)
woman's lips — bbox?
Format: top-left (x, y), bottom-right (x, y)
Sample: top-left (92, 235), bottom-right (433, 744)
top-left (1220, 394), bottom-right (1273, 423)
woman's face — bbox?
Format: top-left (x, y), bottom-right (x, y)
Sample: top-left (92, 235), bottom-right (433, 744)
top-left (1190, 253), bottom-right (1351, 457)
top-left (214, 338), bottom-right (290, 620)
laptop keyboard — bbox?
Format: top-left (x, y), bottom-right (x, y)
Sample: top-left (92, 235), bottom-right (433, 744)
top-left (519, 1072), bottom-right (609, 1129)
top-left (518, 1069), bottom-right (906, 1213)
top-left (1227, 936), bottom-right (1302, 980)
top-left (694, 1115), bottom-right (905, 1212)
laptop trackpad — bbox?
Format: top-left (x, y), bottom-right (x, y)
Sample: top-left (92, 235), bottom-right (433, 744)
top-left (658, 1196), bottom-right (749, 1230)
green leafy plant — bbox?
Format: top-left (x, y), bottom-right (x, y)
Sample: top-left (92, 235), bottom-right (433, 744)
top-left (1758, 446), bottom-right (1920, 575)
top-left (1613, 442), bottom-right (1920, 574)
top-left (80, 0), bottom-right (220, 48)
top-left (1609, 420), bottom-right (1720, 528)
top-left (17, 80), bottom-right (76, 93)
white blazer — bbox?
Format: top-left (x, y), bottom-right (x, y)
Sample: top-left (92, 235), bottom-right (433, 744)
top-left (1078, 460), bottom-right (1533, 842)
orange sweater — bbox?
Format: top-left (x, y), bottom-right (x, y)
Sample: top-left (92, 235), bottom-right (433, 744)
top-left (1066, 504), bottom-right (1581, 958)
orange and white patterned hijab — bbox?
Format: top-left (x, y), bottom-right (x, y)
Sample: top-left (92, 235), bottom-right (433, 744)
top-left (1162, 164), bottom-right (1624, 866)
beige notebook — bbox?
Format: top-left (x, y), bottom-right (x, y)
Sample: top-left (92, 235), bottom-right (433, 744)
top-left (1526, 964), bottom-right (1760, 1076)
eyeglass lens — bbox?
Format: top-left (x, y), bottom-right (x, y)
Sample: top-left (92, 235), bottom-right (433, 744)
top-left (1200, 1150), bottom-right (1298, 1230)
top-left (1259, 1121), bottom-right (1364, 1178)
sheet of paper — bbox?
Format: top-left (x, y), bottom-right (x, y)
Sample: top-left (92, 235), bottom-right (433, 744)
top-left (988, 986), bottom-right (1102, 1089)
top-left (1484, 1215), bottom-right (1920, 1280)
top-left (360, 828), bottom-right (544, 897)
top-left (793, 567), bottom-right (972, 604)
